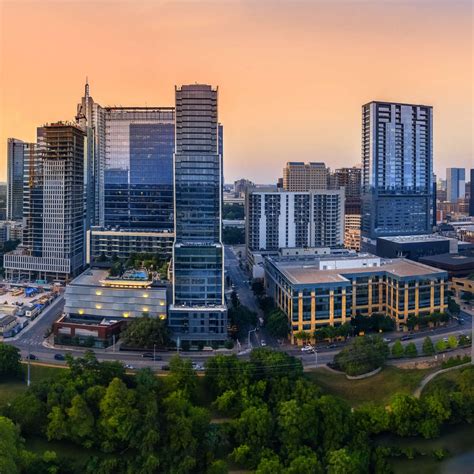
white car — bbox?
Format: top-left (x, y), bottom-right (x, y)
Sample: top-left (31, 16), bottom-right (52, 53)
top-left (383, 338), bottom-right (391, 343)
top-left (124, 364), bottom-right (135, 370)
top-left (192, 363), bottom-right (204, 371)
top-left (260, 340), bottom-right (267, 347)
top-left (301, 345), bottom-right (314, 353)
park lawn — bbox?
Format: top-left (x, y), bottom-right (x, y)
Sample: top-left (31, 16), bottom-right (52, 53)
top-left (421, 365), bottom-right (470, 398)
top-left (0, 364), bottom-right (66, 408)
top-left (306, 366), bottom-right (434, 407)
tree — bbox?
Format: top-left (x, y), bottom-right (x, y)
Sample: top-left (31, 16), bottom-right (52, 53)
top-left (447, 335), bottom-right (458, 349)
top-left (294, 331), bottom-right (311, 344)
top-left (223, 227), bottom-right (245, 245)
top-left (255, 456), bottom-right (284, 474)
top-left (435, 339), bottom-right (447, 352)
top-left (6, 392), bottom-right (46, 435)
top-left (0, 416), bottom-right (23, 474)
top-left (404, 342), bottom-right (418, 358)
top-left (266, 309), bottom-right (289, 339)
top-left (448, 297), bottom-right (460, 316)
top-left (99, 378), bottom-right (139, 452)
top-left (422, 337), bottom-right (435, 356)
top-left (334, 336), bottom-right (388, 376)
top-left (327, 448), bottom-right (360, 474)
top-left (0, 344), bottom-right (21, 378)
top-left (390, 394), bottom-right (423, 436)
top-left (67, 395), bottom-right (95, 447)
top-left (286, 453), bottom-right (323, 474)
top-left (47, 406), bottom-right (67, 441)
top-left (391, 340), bottom-right (404, 358)
top-left (167, 355), bottom-right (198, 399)
top-left (121, 316), bottom-right (170, 348)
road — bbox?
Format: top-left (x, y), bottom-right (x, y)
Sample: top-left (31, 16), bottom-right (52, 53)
top-left (4, 249), bottom-right (473, 370)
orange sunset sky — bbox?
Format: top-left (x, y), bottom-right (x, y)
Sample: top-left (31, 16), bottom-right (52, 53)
top-left (0, 0), bottom-right (472, 183)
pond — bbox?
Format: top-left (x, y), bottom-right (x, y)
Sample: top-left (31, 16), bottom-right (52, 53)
top-left (378, 424), bottom-right (474, 474)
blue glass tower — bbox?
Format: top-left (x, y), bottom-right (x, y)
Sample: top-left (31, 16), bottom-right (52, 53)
top-left (103, 108), bottom-right (175, 231)
top-left (169, 84), bottom-right (227, 343)
top-left (361, 101), bottom-right (433, 252)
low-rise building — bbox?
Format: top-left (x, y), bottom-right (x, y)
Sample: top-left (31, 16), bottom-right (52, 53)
top-left (63, 268), bottom-right (168, 321)
top-left (0, 314), bottom-right (18, 339)
top-left (264, 254), bottom-right (448, 344)
top-left (376, 234), bottom-right (456, 261)
top-left (451, 277), bottom-right (474, 298)
top-left (419, 252), bottom-right (474, 279)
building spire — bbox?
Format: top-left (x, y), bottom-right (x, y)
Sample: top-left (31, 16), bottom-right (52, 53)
top-left (85, 76), bottom-right (89, 97)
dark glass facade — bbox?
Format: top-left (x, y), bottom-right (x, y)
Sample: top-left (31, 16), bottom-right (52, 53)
top-left (170, 85), bottom-right (227, 342)
top-left (103, 109), bottom-right (175, 231)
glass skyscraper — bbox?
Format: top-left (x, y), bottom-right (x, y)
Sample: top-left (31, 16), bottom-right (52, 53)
top-left (76, 82), bottom-right (175, 232)
top-left (169, 84), bottom-right (227, 343)
top-left (103, 108), bottom-right (175, 231)
top-left (361, 101), bottom-right (433, 252)
top-left (446, 168), bottom-right (465, 203)
top-left (7, 138), bottom-right (25, 221)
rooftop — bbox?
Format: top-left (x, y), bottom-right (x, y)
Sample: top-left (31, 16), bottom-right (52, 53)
top-left (268, 256), bottom-right (447, 285)
top-left (419, 252), bottom-right (474, 267)
top-left (378, 234), bottom-right (452, 244)
top-left (71, 268), bottom-right (155, 288)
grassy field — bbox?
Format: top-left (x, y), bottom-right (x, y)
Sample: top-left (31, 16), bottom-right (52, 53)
top-left (421, 365), bottom-right (470, 398)
top-left (0, 364), bottom-right (65, 408)
top-left (306, 366), bottom-right (434, 407)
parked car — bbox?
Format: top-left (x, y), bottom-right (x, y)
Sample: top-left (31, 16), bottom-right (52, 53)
top-left (26, 354), bottom-right (38, 360)
top-left (400, 335), bottom-right (413, 341)
top-left (192, 363), bottom-right (204, 371)
top-left (383, 337), bottom-right (391, 343)
top-left (54, 353), bottom-right (65, 361)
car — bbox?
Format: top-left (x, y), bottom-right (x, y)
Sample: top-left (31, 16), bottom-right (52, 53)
top-left (54, 353), bottom-right (65, 361)
top-left (26, 354), bottom-right (37, 360)
top-left (400, 335), bottom-right (413, 341)
top-left (141, 353), bottom-right (162, 361)
top-left (192, 363), bottom-right (204, 371)
top-left (124, 364), bottom-right (135, 370)
top-left (260, 340), bottom-right (267, 347)
top-left (383, 337), bottom-right (391, 343)
top-left (443, 337), bottom-right (449, 343)
top-left (327, 344), bottom-right (337, 349)
top-left (301, 345), bottom-right (314, 352)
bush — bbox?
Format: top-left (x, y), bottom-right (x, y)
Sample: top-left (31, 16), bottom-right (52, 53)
top-left (391, 340), bottom-right (404, 358)
top-left (224, 340), bottom-right (234, 350)
top-left (404, 342), bottom-right (418, 358)
top-left (334, 336), bottom-right (388, 376)
top-left (435, 340), bottom-right (447, 353)
top-left (441, 355), bottom-right (470, 369)
top-left (422, 337), bottom-right (435, 356)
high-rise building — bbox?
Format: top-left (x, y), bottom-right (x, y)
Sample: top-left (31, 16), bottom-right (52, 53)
top-left (361, 101), bottom-right (433, 252)
top-left (283, 162), bottom-right (328, 191)
top-left (330, 166), bottom-right (361, 214)
top-left (76, 81), bottom-right (175, 233)
top-left (446, 168), bottom-right (466, 203)
top-left (7, 138), bottom-right (25, 221)
top-left (469, 169), bottom-right (474, 216)
top-left (169, 84), bottom-right (227, 343)
top-left (245, 189), bottom-right (345, 260)
top-left (4, 123), bottom-right (86, 281)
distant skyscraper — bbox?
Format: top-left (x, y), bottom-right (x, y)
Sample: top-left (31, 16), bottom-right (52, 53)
top-left (283, 162), bottom-right (328, 191)
top-left (469, 169), bottom-right (474, 217)
top-left (446, 168), bottom-right (466, 202)
top-left (331, 167), bottom-right (361, 214)
top-left (361, 101), bottom-right (433, 251)
top-left (169, 84), bottom-right (227, 342)
top-left (7, 138), bottom-right (25, 221)
top-left (4, 123), bottom-right (86, 281)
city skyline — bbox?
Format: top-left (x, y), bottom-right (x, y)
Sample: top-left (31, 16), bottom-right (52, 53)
top-left (1, 0), bottom-right (472, 183)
